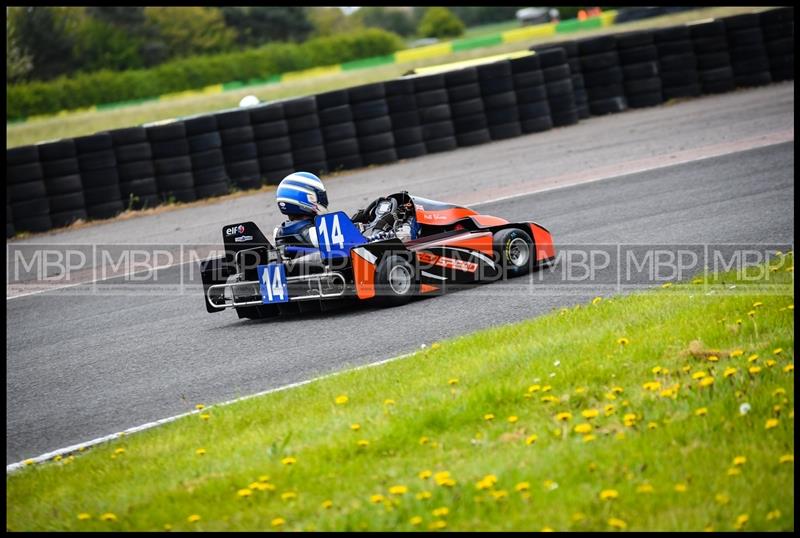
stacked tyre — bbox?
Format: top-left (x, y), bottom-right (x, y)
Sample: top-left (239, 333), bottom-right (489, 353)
top-left (758, 8), bottom-right (794, 82)
top-left (6, 205), bottom-right (13, 238)
top-left (722, 13), bottom-right (772, 88)
top-left (688, 20), bottom-right (736, 95)
top-left (655, 25), bottom-right (701, 100)
top-left (385, 78), bottom-right (427, 160)
top-left (147, 122), bottom-right (196, 203)
top-left (7, 145), bottom-right (52, 233)
top-left (578, 36), bottom-right (628, 115)
top-left (477, 61), bottom-right (522, 140)
top-left (185, 115), bottom-right (230, 199)
top-left (349, 83), bottom-right (397, 166)
top-left (536, 49), bottom-right (579, 127)
top-left (413, 73), bottom-right (458, 152)
top-left (76, 133), bottom-right (125, 219)
top-left (251, 102), bottom-right (294, 184)
top-left (509, 54), bottom-right (553, 133)
top-left (445, 67), bottom-right (492, 146)
top-left (616, 31), bottom-right (664, 108)
top-left (316, 89), bottom-right (362, 172)
top-left (559, 41), bottom-right (591, 119)
top-left (285, 97), bottom-right (327, 176)
top-left (109, 127), bottom-right (159, 210)
top-left (38, 139), bottom-right (88, 228)
top-left (216, 109), bottom-right (260, 190)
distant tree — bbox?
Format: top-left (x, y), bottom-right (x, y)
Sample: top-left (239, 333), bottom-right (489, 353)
top-left (72, 17), bottom-right (143, 73)
top-left (417, 7), bottom-right (465, 39)
top-left (6, 17), bottom-right (33, 82)
top-left (7, 6), bottom-right (82, 80)
top-left (449, 7), bottom-right (520, 26)
top-left (308, 7), bottom-right (363, 37)
top-left (355, 7), bottom-right (416, 37)
top-left (144, 7), bottom-right (237, 58)
top-left (220, 7), bottom-right (314, 46)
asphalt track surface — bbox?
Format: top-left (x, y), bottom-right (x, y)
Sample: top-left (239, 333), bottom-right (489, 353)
top-left (6, 82), bottom-right (794, 464)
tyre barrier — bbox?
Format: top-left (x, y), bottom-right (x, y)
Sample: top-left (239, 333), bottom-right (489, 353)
top-left (5, 8), bottom-right (793, 237)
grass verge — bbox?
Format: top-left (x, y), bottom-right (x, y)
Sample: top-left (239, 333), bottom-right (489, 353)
top-left (6, 253), bottom-right (794, 531)
top-left (6, 6), bottom-right (765, 148)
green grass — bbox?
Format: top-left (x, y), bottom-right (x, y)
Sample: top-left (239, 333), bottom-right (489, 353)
top-left (6, 253), bottom-right (794, 531)
top-left (5, 6), bottom-right (766, 149)
top-left (460, 19), bottom-right (521, 40)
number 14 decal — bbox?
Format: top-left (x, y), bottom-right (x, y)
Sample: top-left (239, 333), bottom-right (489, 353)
top-left (258, 263), bottom-right (288, 304)
top-left (317, 213), bottom-right (344, 250)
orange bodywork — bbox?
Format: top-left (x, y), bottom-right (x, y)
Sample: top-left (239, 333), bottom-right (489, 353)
top-left (415, 231), bottom-right (494, 256)
top-left (529, 223), bottom-right (555, 261)
top-left (420, 283), bottom-right (439, 294)
top-left (415, 206), bottom-right (477, 226)
top-left (470, 214), bottom-right (509, 227)
top-left (351, 249), bottom-right (376, 299)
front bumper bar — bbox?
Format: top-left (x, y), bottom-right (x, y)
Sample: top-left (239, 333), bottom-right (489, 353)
top-left (206, 271), bottom-right (349, 309)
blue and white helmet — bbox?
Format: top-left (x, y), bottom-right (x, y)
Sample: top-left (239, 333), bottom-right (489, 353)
top-left (275, 172), bottom-right (329, 216)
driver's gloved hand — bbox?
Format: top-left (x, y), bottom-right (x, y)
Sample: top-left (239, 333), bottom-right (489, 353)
top-left (351, 208), bottom-right (368, 223)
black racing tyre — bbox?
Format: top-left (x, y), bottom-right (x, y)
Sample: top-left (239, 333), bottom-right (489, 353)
top-left (325, 138), bottom-right (361, 158)
top-left (662, 84), bottom-right (702, 99)
top-left (447, 83), bottom-right (482, 102)
top-left (479, 76), bottom-right (514, 95)
top-left (696, 52), bottom-right (732, 70)
top-left (734, 71), bottom-right (772, 87)
top-left (195, 182), bottom-right (230, 199)
top-left (38, 140), bottom-right (76, 161)
top-left (146, 122), bottom-right (186, 142)
top-left (627, 91), bottom-right (663, 108)
top-left (452, 114), bottom-right (488, 133)
top-left (319, 105), bottom-right (353, 125)
top-left (722, 13), bottom-right (760, 31)
top-left (75, 133), bottom-right (112, 152)
top-left (223, 142), bottom-right (258, 162)
top-left (352, 100), bottom-right (390, 120)
top-left (289, 129), bottom-right (324, 148)
top-left (587, 83), bottom-right (625, 100)
top-left (396, 143), bottom-right (427, 159)
top-left (766, 38), bottom-right (794, 56)
top-left (580, 51), bottom-right (620, 72)
top-left (154, 156), bottom-right (191, 176)
top-left (509, 54), bottom-right (541, 73)
top-left (489, 122), bottom-right (522, 140)
top-left (486, 107), bottom-right (519, 125)
top-left (516, 85), bottom-right (548, 103)
top-left (444, 66), bottom-right (478, 86)
top-left (78, 150), bottom-right (116, 171)
top-left (450, 98), bottom-right (485, 117)
top-left (582, 67), bottom-right (624, 87)
top-left (577, 35), bottom-right (617, 55)
top-left (8, 162), bottom-right (44, 184)
top-left (108, 126), bottom-right (147, 145)
top-left (119, 160), bottom-right (156, 181)
top-left (44, 174), bottom-right (83, 195)
top-left (615, 30), bottom-right (655, 49)
top-left (534, 47), bottom-right (567, 68)
top-left (661, 70), bottom-right (699, 86)
top-left (543, 64), bottom-right (571, 82)
top-left (477, 61), bottom-right (511, 80)
top-left (157, 171), bottom-right (194, 191)
top-left (622, 61), bottom-right (659, 79)
top-left (119, 177), bottom-right (158, 196)
top-left (14, 215), bottom-right (53, 233)
top-left (282, 97), bottom-right (316, 118)
top-left (215, 109), bottom-right (251, 129)
top-left (692, 36), bottom-right (728, 54)
top-left (80, 168), bottom-right (120, 189)
top-left (421, 121), bottom-right (454, 140)
top-left (577, 105), bottom-right (591, 119)
top-left (624, 77), bottom-right (661, 94)
top-left (656, 40), bottom-right (694, 56)
top-left (552, 110), bottom-right (579, 127)
top-left (384, 78), bottom-right (415, 96)
top-left (412, 74), bottom-right (446, 92)
top-left (188, 132), bottom-right (222, 152)
top-left (362, 148), bottom-right (398, 166)
top-left (386, 94), bottom-right (417, 113)
top-left (484, 91), bottom-right (516, 109)
top-left (250, 103), bottom-right (285, 123)
top-left (521, 116), bottom-right (554, 133)
top-left (115, 142), bottom-right (152, 163)
top-left (549, 92), bottom-right (577, 110)
top-left (512, 70), bottom-right (545, 88)
top-left (519, 100), bottom-right (551, 120)
top-left (226, 160), bottom-right (261, 183)
top-left (416, 89), bottom-right (449, 108)
top-left (190, 149), bottom-right (224, 170)
top-left (571, 74), bottom-right (585, 90)
top-left (355, 116), bottom-right (393, 136)
top-left (374, 254), bottom-right (418, 307)
top-left (151, 138), bottom-right (190, 159)
top-left (545, 79), bottom-right (573, 96)
top-left (536, 40), bottom-right (578, 56)
top-left (8, 180), bottom-right (47, 202)
top-left (760, 7), bottom-right (793, 25)
top-left (83, 185), bottom-right (122, 206)
top-left (259, 153), bottom-right (294, 172)
top-left (688, 19), bottom-right (726, 39)
top-left (589, 96), bottom-right (628, 115)
top-left (193, 166), bottom-right (229, 186)
top-left (262, 167), bottom-right (295, 185)
top-left (286, 113), bottom-right (319, 132)
top-left (493, 227), bottom-right (534, 278)
top-left (393, 126), bottom-right (424, 146)
top-left (183, 115), bottom-right (218, 135)
top-left (327, 154), bottom-right (363, 171)
top-left (761, 23), bottom-right (794, 41)
top-left (389, 111), bottom-right (422, 130)
top-left (699, 67), bottom-right (735, 83)
top-left (425, 136), bottom-right (458, 153)
top-left (322, 122), bottom-right (357, 141)
top-left (253, 120), bottom-right (289, 140)
top-left (50, 209), bottom-right (88, 228)
top-left (316, 89), bottom-right (350, 109)
top-left (619, 45), bottom-right (658, 64)
top-left (12, 197), bottom-right (50, 217)
top-left (293, 145), bottom-right (327, 164)
top-left (358, 132), bottom-right (395, 152)
top-left (7, 144), bottom-right (40, 165)
top-left (568, 58), bottom-right (582, 74)
top-left (220, 126), bottom-right (255, 146)
top-left (455, 129), bottom-right (492, 147)
top-left (732, 57), bottom-right (771, 75)
top-left (654, 25), bottom-right (690, 42)
top-left (702, 78), bottom-right (737, 94)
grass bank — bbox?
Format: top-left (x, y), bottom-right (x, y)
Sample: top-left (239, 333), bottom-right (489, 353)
top-left (6, 6), bottom-right (764, 148)
top-left (6, 252), bottom-right (794, 531)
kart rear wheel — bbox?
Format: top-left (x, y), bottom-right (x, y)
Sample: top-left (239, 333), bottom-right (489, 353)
top-left (494, 228), bottom-right (535, 278)
top-left (375, 254), bottom-right (418, 307)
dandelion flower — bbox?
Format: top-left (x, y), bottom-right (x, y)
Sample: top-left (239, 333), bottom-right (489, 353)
top-left (642, 381), bottom-right (661, 391)
top-left (507, 415), bottom-right (518, 424)
top-left (749, 366), bottom-right (762, 375)
top-left (767, 510), bottom-right (781, 521)
top-left (428, 520), bottom-right (447, 530)
top-left (765, 359), bottom-right (777, 368)
top-left (707, 355), bottom-right (719, 362)
top-left (674, 483), bottom-right (688, 493)
top-left (238, 488), bottom-right (252, 498)
top-left (281, 492), bottom-right (297, 501)
top-left (271, 517), bottom-right (285, 528)
top-left (321, 500), bottom-right (333, 509)
top-left (370, 494), bottom-right (384, 504)
top-left (727, 467), bottom-right (741, 476)
top-left (448, 378), bottom-right (458, 385)
top-left (715, 493), bottom-right (730, 505)
top-left (574, 423), bottom-right (593, 434)
top-left (661, 282), bottom-right (672, 288)
top-left (77, 513), bottom-right (92, 521)
top-left (384, 399), bottom-right (396, 406)
top-left (335, 395), bottom-right (349, 405)
top-left (604, 404), bottom-right (616, 416)
top-left (357, 440), bottom-right (370, 448)
top-left (617, 337), bottom-right (629, 346)
top-left (187, 515), bottom-right (201, 524)
top-left (608, 518), bottom-right (627, 529)
top-left (699, 377), bottom-right (715, 388)
top-left (195, 404), bottom-right (205, 410)
top-left (542, 385), bottom-right (552, 392)
top-left (623, 413), bottom-right (637, 426)
top-left (733, 456), bottom-right (747, 466)
top-left (525, 435), bottom-right (538, 445)
top-left (747, 310), bottom-right (756, 317)
top-left (723, 367), bottom-right (737, 379)
top-left (199, 414), bottom-right (210, 421)
top-left (528, 384), bottom-right (541, 393)
top-left (765, 418), bottom-right (779, 429)
top-left (100, 513), bottom-right (117, 522)
top-left (692, 371), bottom-right (707, 380)
top-left (515, 482), bottom-right (530, 492)
top-left (599, 489), bottom-right (619, 500)
top-left (432, 507), bottom-right (449, 517)
top-left (647, 422), bottom-right (658, 430)
top-left (419, 436), bottom-right (429, 445)
top-left (592, 296), bottom-right (603, 305)
top-left (734, 514), bottom-right (749, 530)
top-left (696, 407), bottom-right (709, 416)
top-left (637, 483), bottom-right (654, 494)
top-left (779, 454), bottom-right (793, 464)
top-left (543, 479), bottom-right (559, 491)
top-left (611, 386), bottom-right (624, 394)
top-left (483, 413), bottom-right (495, 421)
top-left (416, 491), bottom-right (432, 500)
top-left (389, 485), bottom-right (408, 495)
top-left (541, 395), bottom-right (559, 404)
top-left (583, 434), bottom-right (596, 443)
top-left (753, 301), bottom-right (763, 308)
top-left (419, 469), bottom-right (433, 480)
top-left (730, 349), bottom-right (744, 358)
top-left (554, 412), bottom-right (572, 422)
top-left (114, 448), bottom-right (125, 455)
top-left (195, 448), bottom-right (206, 456)
top-left (541, 526), bottom-right (555, 532)
top-left (410, 516), bottom-right (423, 526)
top-left (490, 490), bottom-right (508, 500)
top-left (281, 456), bottom-right (297, 465)
top-left (581, 409), bottom-right (599, 419)
top-left (784, 364), bottom-right (794, 373)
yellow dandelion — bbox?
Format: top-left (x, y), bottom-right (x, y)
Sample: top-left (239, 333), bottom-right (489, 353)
top-left (753, 301), bottom-right (763, 308)
top-left (647, 422), bottom-right (658, 430)
top-left (525, 434), bottom-right (538, 445)
top-left (410, 516), bottom-right (423, 526)
top-left (357, 439), bottom-right (370, 448)
top-left (604, 404), bottom-right (616, 416)
top-left (281, 491), bottom-right (297, 501)
top-left (784, 364), bottom-right (794, 373)
top-left (490, 490), bottom-right (508, 500)
top-left (572, 512), bottom-right (586, 522)
top-left (617, 337), bottom-right (629, 346)
top-left (747, 310), bottom-right (756, 317)
top-left (766, 359), bottom-right (777, 367)
top-left (661, 282), bottom-right (673, 288)
top-left (187, 515), bottom-right (201, 524)
top-left (652, 366), bottom-right (663, 375)
top-left (419, 436), bottom-right (429, 445)
top-left (416, 490), bottom-right (432, 500)
top-left (735, 319), bottom-right (743, 325)
top-left (583, 434), bottom-right (596, 443)
top-left (773, 347), bottom-right (783, 355)
top-left (432, 507), bottom-right (449, 517)
top-left (448, 378), bottom-right (458, 385)
top-left (575, 386), bottom-right (588, 394)
top-left (350, 423), bottom-right (361, 431)
top-left (114, 448), bottom-right (125, 455)
top-left (608, 518), bottom-right (627, 529)
top-left (194, 404), bottom-right (205, 410)
top-left (623, 413), bottom-right (637, 426)
top-left (778, 454), bottom-right (794, 464)
top-left (389, 485), bottom-right (408, 496)
top-left (370, 494), bottom-right (384, 504)
top-left (483, 413), bottom-right (495, 421)
top-left (384, 399), bottom-right (396, 406)
top-left (695, 408), bottom-right (708, 417)
top-left (611, 386), bottom-right (624, 394)
top-left (699, 376), bottom-right (715, 388)
top-left (747, 354), bottom-right (759, 363)
top-left (281, 456), bottom-right (296, 465)
top-left (642, 381), bottom-right (661, 391)
top-left (599, 489), bottom-right (619, 500)
top-left (100, 513), bottom-right (117, 522)
top-left (433, 471), bottom-right (453, 486)
top-left (515, 482), bottom-right (530, 492)
top-left (321, 500), bottom-right (333, 509)
top-left (419, 469), bottom-right (432, 480)
top-left (682, 365), bottom-right (692, 373)
top-left (541, 526), bottom-right (555, 532)
top-left (707, 355), bottom-right (719, 362)
top-left (541, 395), bottom-right (559, 404)
top-left (692, 371), bottom-right (707, 380)
top-left (730, 349), bottom-right (744, 358)
top-left (733, 456), bottom-right (747, 466)
top-left (271, 517), bottom-right (286, 528)
top-left (199, 413), bottom-right (210, 421)
top-left (335, 395), bottom-right (349, 405)
top-left (574, 423), bottom-right (593, 434)
top-left (542, 385), bottom-right (552, 392)
top-left (582, 409), bottom-right (599, 419)
top-left (637, 483), bottom-right (654, 494)
top-left (195, 448), bottom-right (206, 456)
top-left (238, 488), bottom-right (252, 498)
top-left (428, 520), bottom-right (447, 530)
top-left (554, 412), bottom-right (572, 422)
top-left (674, 483), bottom-right (688, 493)
top-left (528, 384), bottom-right (541, 393)
top-left (727, 467), bottom-right (741, 476)
top-left (749, 366), bottom-right (762, 375)
top-left (507, 415), bottom-right (518, 424)
top-left (77, 513), bottom-right (92, 521)
top-left (734, 514), bottom-right (749, 530)
top-left (767, 509), bottom-right (781, 521)
top-left (592, 296), bottom-right (603, 305)
top-left (765, 418), bottom-right (779, 429)
top-left (715, 493), bottom-right (730, 505)
top-left (723, 367), bottom-right (738, 379)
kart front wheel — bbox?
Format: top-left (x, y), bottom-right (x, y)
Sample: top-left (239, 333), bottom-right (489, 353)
top-left (494, 228), bottom-right (534, 278)
top-left (374, 254), bottom-right (418, 307)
